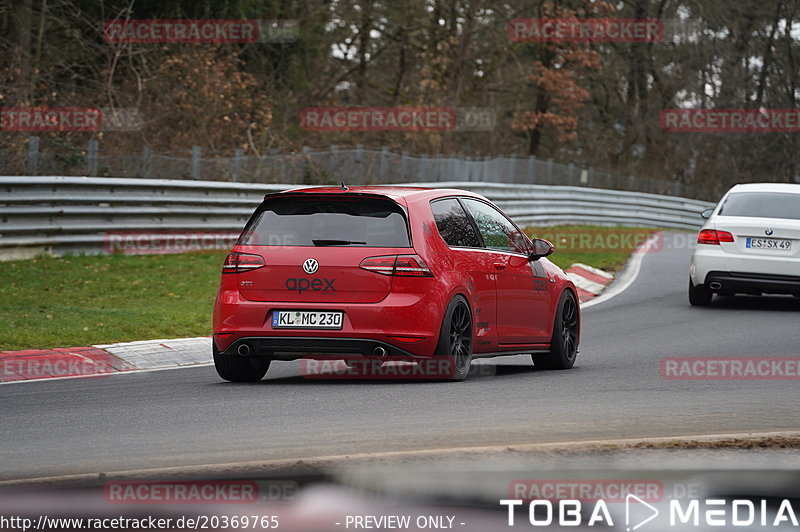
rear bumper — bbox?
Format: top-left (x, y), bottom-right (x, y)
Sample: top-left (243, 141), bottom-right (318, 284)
top-left (691, 245), bottom-right (800, 286)
top-left (704, 271), bottom-right (800, 295)
top-left (220, 336), bottom-right (422, 360)
top-left (213, 288), bottom-right (444, 357)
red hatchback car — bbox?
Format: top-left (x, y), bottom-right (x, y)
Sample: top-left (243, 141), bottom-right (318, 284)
top-left (212, 186), bottom-right (580, 382)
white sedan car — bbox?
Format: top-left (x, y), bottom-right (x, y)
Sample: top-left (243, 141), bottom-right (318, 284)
top-left (689, 183), bottom-right (800, 306)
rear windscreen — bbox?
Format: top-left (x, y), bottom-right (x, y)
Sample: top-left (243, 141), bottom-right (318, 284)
top-left (718, 192), bottom-right (800, 220)
top-left (238, 196), bottom-right (411, 247)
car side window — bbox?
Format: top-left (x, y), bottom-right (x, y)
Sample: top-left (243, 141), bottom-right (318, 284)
top-left (461, 198), bottom-right (527, 253)
top-left (430, 199), bottom-right (481, 248)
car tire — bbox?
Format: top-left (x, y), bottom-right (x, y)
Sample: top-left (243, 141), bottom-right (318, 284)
top-left (689, 278), bottom-right (713, 306)
top-left (213, 344), bottom-right (270, 382)
top-left (534, 290), bottom-right (579, 370)
top-left (432, 295), bottom-right (473, 381)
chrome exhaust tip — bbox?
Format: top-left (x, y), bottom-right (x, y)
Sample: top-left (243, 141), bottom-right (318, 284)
top-left (237, 343), bottom-right (252, 356)
top-left (709, 282), bottom-right (722, 290)
top-left (373, 346), bottom-right (388, 358)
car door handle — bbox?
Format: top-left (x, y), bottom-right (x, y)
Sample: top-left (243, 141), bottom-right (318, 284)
top-left (493, 263), bottom-right (506, 270)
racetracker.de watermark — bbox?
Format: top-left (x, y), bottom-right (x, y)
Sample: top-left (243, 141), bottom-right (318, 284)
top-left (0, 358), bottom-right (111, 380)
top-left (300, 359), bottom-right (497, 380)
top-left (509, 18), bottom-right (663, 42)
top-left (301, 107), bottom-right (455, 132)
top-left (105, 231), bottom-right (239, 255)
top-left (103, 480), bottom-right (300, 504)
top-left (299, 107), bottom-right (495, 132)
top-left (0, 107), bottom-right (142, 132)
top-left (103, 19), bottom-right (298, 43)
top-left (661, 356), bottom-right (800, 380)
top-left (532, 229), bottom-right (662, 253)
top-left (509, 479), bottom-right (665, 503)
top-left (661, 108), bottom-right (800, 133)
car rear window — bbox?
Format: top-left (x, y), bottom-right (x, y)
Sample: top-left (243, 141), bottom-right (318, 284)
top-left (238, 196), bottom-right (411, 247)
top-left (718, 192), bottom-right (800, 220)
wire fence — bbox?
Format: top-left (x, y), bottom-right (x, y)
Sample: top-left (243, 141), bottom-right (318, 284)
top-left (1, 137), bottom-right (716, 200)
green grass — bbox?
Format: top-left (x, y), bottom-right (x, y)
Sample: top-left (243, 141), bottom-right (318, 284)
top-left (0, 226), bottom-right (654, 350)
top-left (525, 225), bottom-right (657, 272)
top-left (0, 251), bottom-right (228, 351)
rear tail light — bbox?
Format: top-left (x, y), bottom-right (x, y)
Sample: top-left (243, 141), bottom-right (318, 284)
top-left (359, 255), bottom-right (433, 277)
top-left (222, 252), bottom-right (266, 273)
top-left (697, 229), bottom-right (734, 245)
top-left (393, 255), bottom-right (434, 277)
top-left (358, 255), bottom-right (396, 275)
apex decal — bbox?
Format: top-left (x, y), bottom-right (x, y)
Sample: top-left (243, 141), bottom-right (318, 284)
top-left (285, 278), bottom-right (336, 293)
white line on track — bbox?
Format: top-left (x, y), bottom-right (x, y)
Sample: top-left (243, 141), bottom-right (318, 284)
top-left (0, 362), bottom-right (214, 386)
top-left (581, 232), bottom-right (659, 309)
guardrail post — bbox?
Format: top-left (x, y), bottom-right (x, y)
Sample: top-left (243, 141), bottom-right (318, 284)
top-left (191, 146), bottom-right (202, 179)
top-left (355, 144), bottom-right (364, 184)
top-left (547, 159), bottom-right (554, 182)
top-left (330, 144), bottom-right (339, 178)
top-left (302, 146), bottom-right (311, 184)
top-left (527, 156), bottom-right (535, 183)
top-left (233, 149), bottom-right (243, 181)
top-left (87, 139), bottom-right (99, 176)
top-left (379, 146), bottom-right (389, 182)
top-left (140, 145), bottom-right (151, 177)
top-left (423, 154), bottom-right (431, 180)
top-left (26, 136), bottom-right (39, 175)
top-left (268, 148), bottom-right (281, 183)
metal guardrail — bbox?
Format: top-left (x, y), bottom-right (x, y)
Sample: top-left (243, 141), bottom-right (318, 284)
top-left (0, 176), bottom-right (713, 259)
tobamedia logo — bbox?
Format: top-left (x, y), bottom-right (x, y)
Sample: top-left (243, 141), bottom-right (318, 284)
top-left (500, 495), bottom-right (800, 529)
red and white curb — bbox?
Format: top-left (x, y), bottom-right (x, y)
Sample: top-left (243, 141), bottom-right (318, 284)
top-left (567, 263), bottom-right (614, 303)
top-left (96, 336), bottom-right (212, 370)
top-left (0, 337), bottom-right (212, 383)
top-left (2, 264), bottom-right (614, 384)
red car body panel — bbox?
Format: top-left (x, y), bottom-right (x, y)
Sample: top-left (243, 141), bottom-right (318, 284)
top-left (212, 186), bottom-right (579, 360)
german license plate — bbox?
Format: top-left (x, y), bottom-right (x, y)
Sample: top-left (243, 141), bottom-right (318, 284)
top-left (272, 310), bottom-right (343, 329)
top-left (746, 237), bottom-right (791, 250)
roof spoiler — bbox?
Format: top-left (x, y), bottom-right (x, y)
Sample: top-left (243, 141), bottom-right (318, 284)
top-left (262, 190), bottom-right (396, 201)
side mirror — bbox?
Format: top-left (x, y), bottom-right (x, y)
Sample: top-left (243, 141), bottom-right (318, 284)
top-left (701, 208), bottom-right (714, 219)
top-left (528, 238), bottom-right (555, 261)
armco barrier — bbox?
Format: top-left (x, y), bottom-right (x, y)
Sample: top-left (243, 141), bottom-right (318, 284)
top-left (0, 176), bottom-right (713, 259)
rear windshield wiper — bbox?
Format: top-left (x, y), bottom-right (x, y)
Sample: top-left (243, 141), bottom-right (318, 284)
top-left (312, 239), bottom-right (367, 246)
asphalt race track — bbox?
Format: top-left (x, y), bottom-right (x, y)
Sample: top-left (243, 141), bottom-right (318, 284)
top-left (2, 233), bottom-right (799, 482)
